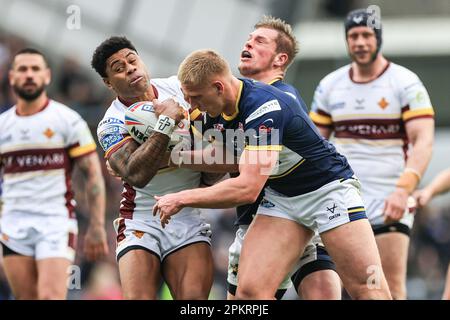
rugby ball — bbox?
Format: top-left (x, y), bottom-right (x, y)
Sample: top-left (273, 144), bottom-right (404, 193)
top-left (124, 101), bottom-right (190, 147)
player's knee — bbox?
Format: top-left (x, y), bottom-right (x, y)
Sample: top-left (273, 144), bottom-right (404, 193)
top-left (300, 271), bottom-right (341, 300)
top-left (235, 286), bottom-right (273, 300)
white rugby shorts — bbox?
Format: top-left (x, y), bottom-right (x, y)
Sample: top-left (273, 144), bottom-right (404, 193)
top-left (113, 211), bottom-right (212, 261)
top-left (0, 212), bottom-right (78, 261)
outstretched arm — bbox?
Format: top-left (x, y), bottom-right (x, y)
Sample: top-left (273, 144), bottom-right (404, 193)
top-left (153, 149), bottom-right (278, 227)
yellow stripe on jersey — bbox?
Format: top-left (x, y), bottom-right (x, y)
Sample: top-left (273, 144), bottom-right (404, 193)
top-left (104, 136), bottom-right (133, 159)
top-left (222, 80), bottom-right (243, 121)
top-left (244, 145), bottom-right (283, 151)
top-left (269, 158), bottom-right (306, 179)
top-left (333, 138), bottom-right (404, 147)
top-left (402, 107), bottom-right (434, 121)
top-left (309, 111), bottom-right (332, 126)
top-left (190, 109), bottom-right (202, 121)
top-left (268, 77), bottom-right (283, 85)
top-left (333, 113), bottom-right (401, 121)
top-left (69, 143), bottom-right (96, 158)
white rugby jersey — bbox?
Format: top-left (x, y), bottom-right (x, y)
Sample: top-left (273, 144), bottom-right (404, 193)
top-left (310, 62), bottom-right (434, 199)
top-left (97, 76), bottom-right (202, 221)
top-left (0, 99), bottom-right (97, 217)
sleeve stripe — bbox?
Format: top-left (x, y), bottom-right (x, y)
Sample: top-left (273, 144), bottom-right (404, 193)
top-left (104, 136), bottom-right (133, 159)
top-left (244, 145), bottom-right (282, 151)
top-left (402, 108), bottom-right (434, 121)
top-left (309, 111), bottom-right (333, 126)
top-left (189, 109), bottom-right (202, 121)
top-left (69, 143), bottom-right (97, 158)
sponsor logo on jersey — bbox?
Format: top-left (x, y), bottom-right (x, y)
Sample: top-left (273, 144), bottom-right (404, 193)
top-left (245, 99), bottom-right (281, 124)
top-left (20, 129), bottom-right (30, 141)
top-left (260, 198), bottom-right (275, 208)
top-left (98, 126), bottom-right (122, 139)
top-left (100, 133), bottom-right (123, 151)
top-left (378, 97), bottom-right (389, 109)
top-left (43, 128), bottom-right (55, 139)
top-left (99, 117), bottom-right (124, 127)
top-left (329, 102), bottom-right (346, 111)
top-left (354, 98), bottom-right (365, 110)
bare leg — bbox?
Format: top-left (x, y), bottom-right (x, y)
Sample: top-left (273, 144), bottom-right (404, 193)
top-left (235, 214), bottom-right (313, 300)
top-left (163, 242), bottom-right (213, 300)
top-left (118, 249), bottom-right (161, 300)
top-left (320, 219), bottom-right (392, 299)
top-left (375, 232), bottom-right (409, 299)
top-left (36, 258), bottom-right (72, 299)
top-left (3, 255), bottom-right (38, 299)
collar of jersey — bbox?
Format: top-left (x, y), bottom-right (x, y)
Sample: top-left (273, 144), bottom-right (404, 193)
top-left (268, 77), bottom-right (283, 85)
top-left (222, 80), bottom-right (243, 121)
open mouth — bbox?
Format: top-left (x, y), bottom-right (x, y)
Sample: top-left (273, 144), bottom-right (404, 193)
top-left (241, 50), bottom-right (252, 59)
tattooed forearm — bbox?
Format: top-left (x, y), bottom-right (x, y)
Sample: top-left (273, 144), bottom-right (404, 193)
top-left (77, 153), bottom-right (106, 226)
top-left (109, 132), bottom-right (170, 188)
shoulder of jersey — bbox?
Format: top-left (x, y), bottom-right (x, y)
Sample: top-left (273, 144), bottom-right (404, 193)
top-left (0, 105), bottom-right (16, 121)
top-left (49, 99), bottom-right (83, 119)
top-left (387, 62), bottom-right (421, 87)
top-left (97, 99), bottom-right (125, 133)
top-left (152, 76), bottom-right (182, 95)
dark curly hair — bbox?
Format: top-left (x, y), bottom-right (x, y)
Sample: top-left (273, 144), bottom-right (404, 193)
top-left (91, 36), bottom-right (138, 77)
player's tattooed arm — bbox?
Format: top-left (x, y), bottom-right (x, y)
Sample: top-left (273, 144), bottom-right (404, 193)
top-left (108, 133), bottom-right (171, 188)
top-left (77, 152), bottom-right (106, 226)
top-left (76, 152), bottom-right (109, 260)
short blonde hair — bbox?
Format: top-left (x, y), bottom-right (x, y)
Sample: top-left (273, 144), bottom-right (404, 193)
top-left (255, 15), bottom-right (299, 68)
top-left (178, 49), bottom-right (230, 88)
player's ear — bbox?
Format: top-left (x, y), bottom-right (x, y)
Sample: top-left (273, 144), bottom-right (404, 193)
top-left (8, 69), bottom-right (14, 86)
top-left (44, 68), bottom-right (51, 86)
top-left (103, 78), bottom-right (113, 89)
top-left (213, 81), bottom-right (224, 95)
top-left (274, 53), bottom-right (288, 68)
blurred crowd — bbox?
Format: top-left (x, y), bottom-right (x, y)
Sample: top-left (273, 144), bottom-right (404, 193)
top-left (0, 32), bottom-right (449, 300)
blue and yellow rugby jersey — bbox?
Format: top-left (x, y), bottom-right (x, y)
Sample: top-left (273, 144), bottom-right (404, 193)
top-left (206, 78), bottom-right (354, 199)
top-left (231, 78), bottom-right (307, 226)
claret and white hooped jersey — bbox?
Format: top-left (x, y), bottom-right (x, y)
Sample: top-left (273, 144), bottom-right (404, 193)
top-left (310, 62), bottom-right (434, 199)
top-left (97, 76), bottom-right (202, 221)
top-left (0, 100), bottom-right (97, 217)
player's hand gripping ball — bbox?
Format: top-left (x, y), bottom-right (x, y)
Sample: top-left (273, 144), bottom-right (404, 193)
top-left (124, 101), bottom-right (190, 148)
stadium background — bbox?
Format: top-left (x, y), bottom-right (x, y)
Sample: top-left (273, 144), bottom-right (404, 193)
top-left (0, 0), bottom-right (449, 299)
